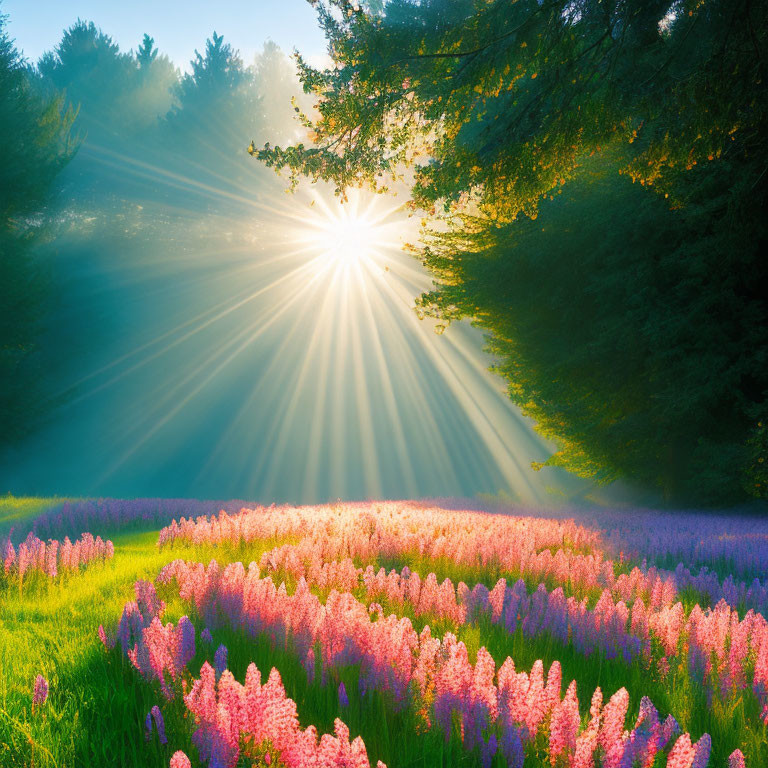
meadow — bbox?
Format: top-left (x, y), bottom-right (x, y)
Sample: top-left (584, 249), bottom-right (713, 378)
top-left (1, 497), bottom-right (765, 768)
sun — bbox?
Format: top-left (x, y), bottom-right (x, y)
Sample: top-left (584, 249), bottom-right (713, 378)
top-left (291, 190), bottom-right (395, 274)
top-left (317, 214), bottom-right (375, 267)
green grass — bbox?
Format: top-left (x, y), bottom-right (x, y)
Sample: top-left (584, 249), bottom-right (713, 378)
top-left (0, 496), bottom-right (66, 531)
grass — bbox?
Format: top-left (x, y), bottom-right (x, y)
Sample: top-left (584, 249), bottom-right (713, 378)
top-left (0, 496), bottom-right (68, 532)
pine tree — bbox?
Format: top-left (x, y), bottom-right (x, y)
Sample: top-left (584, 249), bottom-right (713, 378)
top-left (0, 13), bottom-right (76, 448)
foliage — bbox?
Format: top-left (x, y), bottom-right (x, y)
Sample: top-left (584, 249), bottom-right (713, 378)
top-left (743, 411), bottom-right (768, 500)
top-left (36, 21), bottom-right (176, 141)
top-left (0, 12), bottom-right (75, 449)
top-left (166, 31), bottom-right (262, 161)
top-left (257, 0), bottom-right (768, 502)
top-left (416, 151), bottom-right (768, 502)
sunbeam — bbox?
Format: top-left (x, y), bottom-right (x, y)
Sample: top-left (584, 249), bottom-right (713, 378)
top-left (2, 166), bottom-right (578, 504)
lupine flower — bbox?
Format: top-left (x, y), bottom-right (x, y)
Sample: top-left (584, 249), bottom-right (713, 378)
top-left (201, 627), bottom-right (213, 643)
top-left (32, 675), bottom-right (48, 707)
top-left (338, 681), bottom-right (349, 707)
top-left (728, 749), bottom-right (746, 768)
top-left (151, 705), bottom-right (167, 745)
top-left (691, 734), bottom-right (711, 768)
top-left (169, 751), bottom-right (191, 768)
top-left (144, 560), bottom-right (700, 768)
top-left (181, 659), bottom-right (384, 768)
top-left (480, 734), bottom-right (497, 768)
top-left (214, 644), bottom-right (228, 678)
top-left (1, 532), bottom-right (113, 585)
top-left (145, 706), bottom-right (167, 745)
top-left (549, 680), bottom-right (579, 764)
top-left (666, 734), bottom-right (696, 768)
top-left (148, 499), bottom-right (768, 716)
top-left (177, 615), bottom-right (196, 669)
top-left (98, 624), bottom-right (116, 650)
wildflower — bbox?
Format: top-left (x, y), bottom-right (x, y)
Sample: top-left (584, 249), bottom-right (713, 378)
top-left (146, 705), bottom-right (167, 745)
top-left (214, 644), bottom-right (228, 678)
top-left (32, 675), bottom-right (48, 708)
top-left (691, 733), bottom-right (711, 768)
top-left (176, 616), bottom-right (196, 670)
top-left (152, 705), bottom-right (168, 745)
top-left (98, 624), bottom-right (116, 650)
top-left (201, 627), bottom-right (213, 643)
top-left (728, 749), bottom-right (746, 768)
top-left (549, 680), bottom-right (579, 764)
top-left (338, 681), bottom-right (349, 707)
top-left (666, 734), bottom-right (696, 768)
top-left (169, 751), bottom-right (191, 768)
top-left (480, 734), bottom-right (497, 768)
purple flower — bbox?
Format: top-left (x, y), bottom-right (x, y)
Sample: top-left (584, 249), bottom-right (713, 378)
top-left (481, 734), bottom-right (498, 768)
top-left (201, 627), bottom-right (213, 644)
top-left (501, 724), bottom-right (524, 768)
top-left (338, 681), bottom-right (349, 708)
top-left (145, 705), bottom-right (167, 745)
top-left (32, 675), bottom-right (48, 707)
top-left (214, 644), bottom-right (227, 678)
top-left (176, 616), bottom-right (196, 668)
top-left (151, 705), bottom-right (167, 745)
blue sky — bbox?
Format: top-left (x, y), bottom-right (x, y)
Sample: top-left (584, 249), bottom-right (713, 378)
top-left (2, 0), bottom-right (328, 68)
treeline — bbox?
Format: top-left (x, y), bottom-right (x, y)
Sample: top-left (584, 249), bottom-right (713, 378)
top-left (1, 13), bottom-right (74, 450)
top-left (0, 12), bottom-right (303, 452)
top-left (30, 20), bottom-right (305, 205)
top-left (258, 0), bottom-right (768, 504)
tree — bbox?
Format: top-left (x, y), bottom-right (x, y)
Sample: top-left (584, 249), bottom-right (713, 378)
top-left (36, 20), bottom-right (134, 142)
top-left (1, 12), bottom-right (76, 448)
top-left (36, 22), bottom-right (177, 142)
top-left (126, 33), bottom-right (177, 135)
top-left (257, 0), bottom-right (768, 502)
top-left (136, 33), bottom-right (158, 70)
top-left (253, 40), bottom-right (313, 145)
top-left (166, 32), bottom-right (261, 157)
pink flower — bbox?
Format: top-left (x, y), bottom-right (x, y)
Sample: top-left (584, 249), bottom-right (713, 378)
top-left (169, 751), bottom-right (191, 768)
top-left (728, 749), bottom-right (746, 768)
top-left (666, 734), bottom-right (696, 768)
top-left (98, 624), bottom-right (116, 650)
top-left (549, 680), bottom-right (579, 764)
top-left (32, 675), bottom-right (48, 707)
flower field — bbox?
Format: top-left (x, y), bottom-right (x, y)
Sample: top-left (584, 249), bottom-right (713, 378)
top-left (1, 498), bottom-right (766, 767)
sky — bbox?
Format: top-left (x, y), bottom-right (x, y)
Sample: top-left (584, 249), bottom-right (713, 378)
top-left (2, 0), bottom-right (329, 68)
